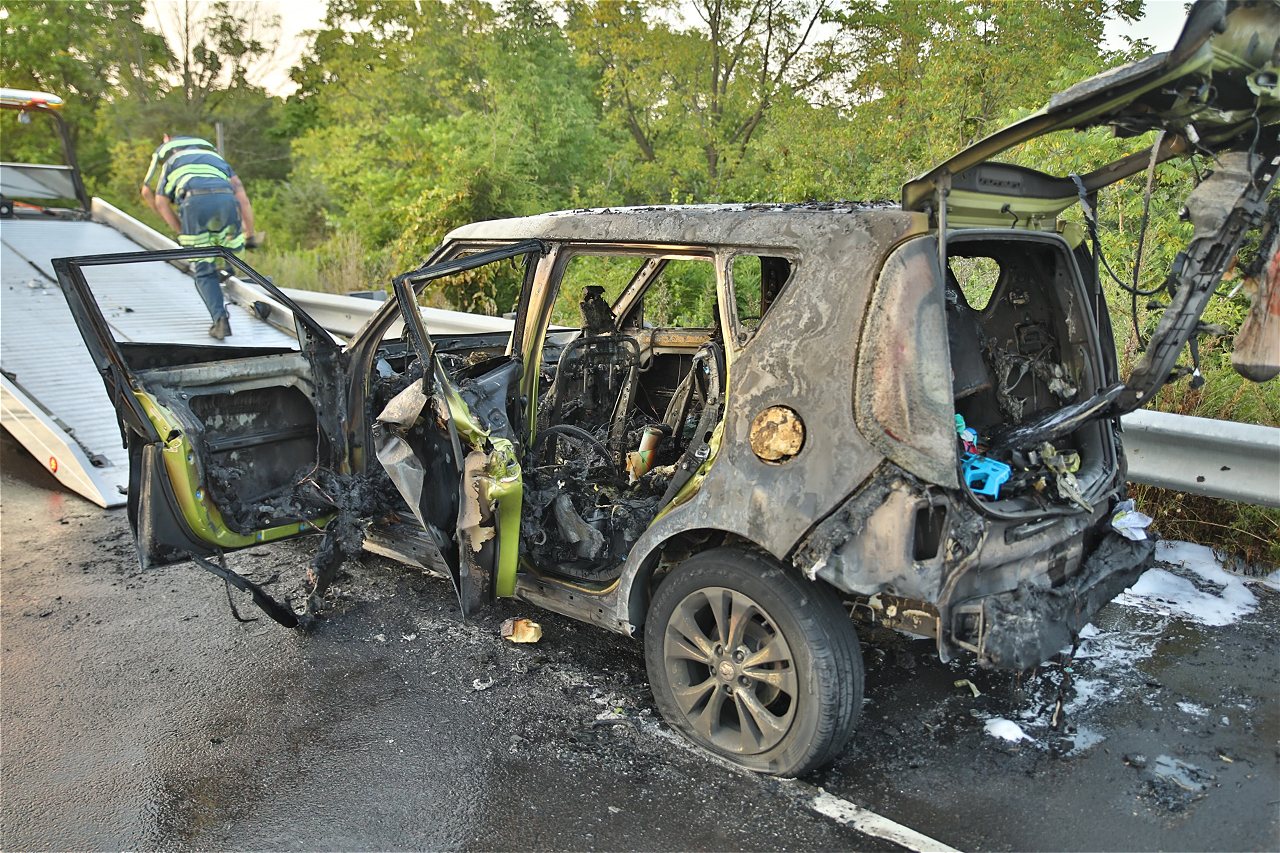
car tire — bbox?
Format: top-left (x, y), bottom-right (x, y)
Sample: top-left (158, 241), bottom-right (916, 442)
top-left (644, 546), bottom-right (863, 776)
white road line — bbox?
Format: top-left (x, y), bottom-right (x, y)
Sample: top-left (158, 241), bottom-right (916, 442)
top-left (638, 715), bottom-right (962, 852)
top-left (803, 786), bottom-right (962, 853)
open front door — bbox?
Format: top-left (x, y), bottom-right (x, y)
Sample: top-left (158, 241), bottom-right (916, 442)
top-left (53, 248), bottom-right (348, 622)
top-left (368, 241), bottom-right (542, 614)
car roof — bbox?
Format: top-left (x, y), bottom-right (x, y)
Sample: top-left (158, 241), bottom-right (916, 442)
top-left (445, 202), bottom-right (924, 249)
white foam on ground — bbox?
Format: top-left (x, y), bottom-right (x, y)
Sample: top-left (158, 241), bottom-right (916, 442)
top-left (1260, 569), bottom-right (1280, 592)
top-left (984, 718), bottom-right (1030, 742)
top-left (1062, 620), bottom-right (1164, 714)
top-left (1114, 541), bottom-right (1257, 627)
top-left (955, 541), bottom-right (1265, 761)
top-left (1057, 541), bottom-right (1254, 719)
top-left (1064, 675), bottom-right (1115, 714)
top-left (968, 617), bottom-right (1163, 753)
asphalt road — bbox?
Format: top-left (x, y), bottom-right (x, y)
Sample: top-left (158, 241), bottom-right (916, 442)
top-left (3, 429), bottom-right (1278, 851)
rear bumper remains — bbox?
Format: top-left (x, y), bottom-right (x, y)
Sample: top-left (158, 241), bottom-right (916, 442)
top-left (797, 464), bottom-right (1154, 671)
top-left (957, 532), bottom-right (1154, 670)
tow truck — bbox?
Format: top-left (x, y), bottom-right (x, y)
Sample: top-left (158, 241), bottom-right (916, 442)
top-left (0, 88), bottom-right (314, 506)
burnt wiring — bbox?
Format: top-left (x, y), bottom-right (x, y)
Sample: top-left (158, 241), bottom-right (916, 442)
top-left (536, 423), bottom-right (614, 464)
top-left (983, 338), bottom-right (1078, 425)
top-left (1189, 152), bottom-right (1204, 185)
top-left (190, 552), bottom-right (299, 628)
top-left (633, 380), bottom-right (668, 422)
top-left (1245, 96), bottom-right (1263, 192)
top-left (1187, 336), bottom-right (1205, 389)
top-left (223, 569), bottom-right (284, 623)
top-left (1127, 129), bottom-right (1167, 347)
top-left (1069, 175), bottom-right (1167, 301)
top-left (1068, 131), bottom-right (1171, 353)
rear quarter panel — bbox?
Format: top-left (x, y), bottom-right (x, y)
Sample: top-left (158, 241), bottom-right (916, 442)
top-left (611, 210), bottom-right (927, 627)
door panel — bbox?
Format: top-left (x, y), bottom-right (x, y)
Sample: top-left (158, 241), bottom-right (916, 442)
top-left (362, 241), bottom-right (542, 613)
top-left (132, 361), bottom-right (329, 543)
top-left (53, 248), bottom-right (343, 569)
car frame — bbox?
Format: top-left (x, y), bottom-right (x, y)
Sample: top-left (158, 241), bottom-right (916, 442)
top-left (53, 0), bottom-right (1279, 775)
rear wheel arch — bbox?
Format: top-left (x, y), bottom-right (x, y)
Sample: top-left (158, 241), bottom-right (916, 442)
top-left (625, 527), bottom-right (853, 632)
top-left (626, 528), bottom-right (781, 630)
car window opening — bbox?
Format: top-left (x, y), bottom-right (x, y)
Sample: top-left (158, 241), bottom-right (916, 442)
top-left (946, 255), bottom-right (1000, 311)
top-left (524, 252), bottom-right (725, 585)
top-left (944, 238), bottom-right (1108, 513)
top-left (731, 254), bottom-right (793, 337)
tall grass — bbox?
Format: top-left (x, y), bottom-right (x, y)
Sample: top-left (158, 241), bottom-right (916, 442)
top-left (249, 231), bottom-right (395, 295)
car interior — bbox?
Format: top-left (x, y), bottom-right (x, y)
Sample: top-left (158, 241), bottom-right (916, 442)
top-left (944, 234), bottom-right (1113, 514)
top-left (520, 251), bottom-right (727, 585)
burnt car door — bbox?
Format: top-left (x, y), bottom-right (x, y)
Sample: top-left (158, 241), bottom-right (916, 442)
top-left (54, 248), bottom-right (347, 624)
top-left (902, 0), bottom-right (1280, 424)
top-left (354, 241), bottom-right (544, 614)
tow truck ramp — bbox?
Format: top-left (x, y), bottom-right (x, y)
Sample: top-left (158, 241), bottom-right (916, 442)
top-left (1, 199), bottom-right (298, 507)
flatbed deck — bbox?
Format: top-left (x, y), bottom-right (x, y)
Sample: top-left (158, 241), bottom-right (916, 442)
top-left (1, 210), bottom-right (296, 507)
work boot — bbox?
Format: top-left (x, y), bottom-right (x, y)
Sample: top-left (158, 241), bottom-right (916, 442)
top-left (208, 315), bottom-right (232, 340)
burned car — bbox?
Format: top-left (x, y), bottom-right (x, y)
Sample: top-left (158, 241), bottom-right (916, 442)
top-left (56, 0), bottom-right (1278, 776)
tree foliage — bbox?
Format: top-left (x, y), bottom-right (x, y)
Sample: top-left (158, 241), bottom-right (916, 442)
top-left (566, 0), bottom-right (852, 200)
top-left (0, 0), bottom-right (168, 171)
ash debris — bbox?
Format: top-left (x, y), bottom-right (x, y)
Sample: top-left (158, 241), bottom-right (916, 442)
top-left (521, 436), bottom-right (670, 581)
top-left (297, 465), bottom-right (402, 619)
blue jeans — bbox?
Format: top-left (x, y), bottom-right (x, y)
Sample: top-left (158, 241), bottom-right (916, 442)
top-left (178, 190), bottom-right (243, 322)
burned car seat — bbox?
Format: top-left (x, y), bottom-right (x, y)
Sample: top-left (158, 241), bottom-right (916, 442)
top-left (537, 285), bottom-right (640, 465)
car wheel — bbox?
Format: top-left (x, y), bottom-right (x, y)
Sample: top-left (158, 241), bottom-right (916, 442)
top-left (644, 546), bottom-right (863, 776)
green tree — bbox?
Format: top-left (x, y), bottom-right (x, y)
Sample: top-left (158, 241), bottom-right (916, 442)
top-left (288, 0), bottom-right (495, 130)
top-left (568, 0), bottom-right (852, 200)
top-left (272, 0), bottom-right (604, 310)
top-left (830, 0), bottom-right (1143, 195)
top-left (0, 1), bottom-right (170, 177)
top-left (99, 0), bottom-right (288, 175)
top-left (88, 1), bottom-right (291, 232)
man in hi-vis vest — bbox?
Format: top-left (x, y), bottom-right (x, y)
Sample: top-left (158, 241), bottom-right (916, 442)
top-left (141, 135), bottom-right (257, 339)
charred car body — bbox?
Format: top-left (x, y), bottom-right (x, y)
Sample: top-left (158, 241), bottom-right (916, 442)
top-left (56, 1), bottom-right (1279, 775)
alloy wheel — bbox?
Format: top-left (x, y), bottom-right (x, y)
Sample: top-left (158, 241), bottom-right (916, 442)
top-left (661, 585), bottom-right (798, 755)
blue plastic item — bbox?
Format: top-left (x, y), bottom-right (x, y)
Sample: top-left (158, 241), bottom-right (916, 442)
top-left (962, 453), bottom-right (1012, 499)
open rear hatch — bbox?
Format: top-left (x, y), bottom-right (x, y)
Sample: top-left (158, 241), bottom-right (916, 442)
top-left (903, 0), bottom-right (1280, 446)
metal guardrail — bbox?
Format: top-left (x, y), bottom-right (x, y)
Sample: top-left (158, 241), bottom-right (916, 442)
top-left (1121, 409), bottom-right (1280, 508)
top-left (287, 290), bottom-right (1280, 508)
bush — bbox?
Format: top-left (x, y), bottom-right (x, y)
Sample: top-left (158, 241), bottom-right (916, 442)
top-left (249, 231), bottom-right (394, 295)
top-left (1129, 484), bottom-right (1280, 567)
